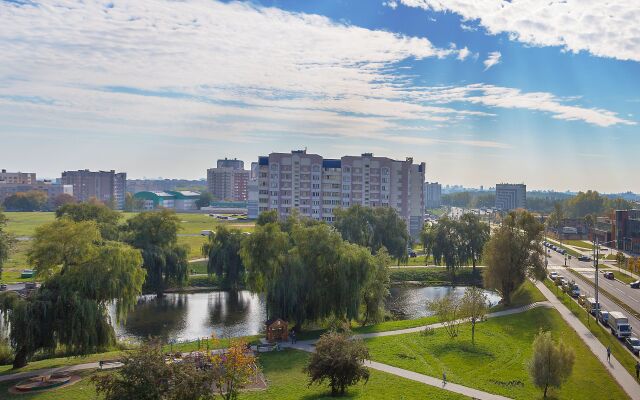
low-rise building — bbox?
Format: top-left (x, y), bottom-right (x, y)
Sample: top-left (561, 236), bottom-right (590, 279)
top-left (0, 169), bottom-right (36, 185)
top-left (133, 191), bottom-right (175, 210)
top-left (168, 191), bottom-right (200, 211)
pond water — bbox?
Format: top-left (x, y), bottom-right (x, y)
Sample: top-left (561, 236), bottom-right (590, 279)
top-left (111, 286), bottom-right (501, 342)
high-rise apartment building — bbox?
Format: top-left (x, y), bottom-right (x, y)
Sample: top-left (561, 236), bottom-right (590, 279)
top-left (216, 158), bottom-right (245, 170)
top-left (0, 169), bottom-right (36, 184)
top-left (61, 170), bottom-right (127, 209)
top-left (207, 159), bottom-right (249, 201)
top-left (254, 150), bottom-right (425, 237)
top-left (425, 182), bottom-right (442, 209)
top-left (495, 183), bottom-right (526, 211)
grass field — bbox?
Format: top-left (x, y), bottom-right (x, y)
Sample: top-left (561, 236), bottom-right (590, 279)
top-left (365, 306), bottom-right (628, 400)
top-left (543, 279), bottom-right (639, 378)
top-left (563, 240), bottom-right (594, 250)
top-left (177, 235), bottom-right (207, 260)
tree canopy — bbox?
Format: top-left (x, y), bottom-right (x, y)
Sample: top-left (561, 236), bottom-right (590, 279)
top-left (196, 192), bottom-right (214, 209)
top-left (0, 219), bottom-right (146, 367)
top-left (0, 211), bottom-right (15, 279)
top-left (333, 205), bottom-right (409, 260)
top-left (2, 191), bottom-right (48, 211)
top-left (528, 330), bottom-right (575, 398)
top-left (241, 215), bottom-right (389, 326)
top-left (123, 210), bottom-right (188, 296)
top-left (202, 225), bottom-right (245, 289)
top-left (56, 201), bottom-right (122, 240)
top-left (483, 210), bottom-right (546, 305)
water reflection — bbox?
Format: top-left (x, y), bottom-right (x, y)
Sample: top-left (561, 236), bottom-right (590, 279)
top-left (110, 286), bottom-right (501, 342)
top-left (387, 286), bottom-right (501, 319)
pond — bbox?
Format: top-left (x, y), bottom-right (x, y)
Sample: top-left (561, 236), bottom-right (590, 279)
top-left (111, 286), bottom-right (501, 342)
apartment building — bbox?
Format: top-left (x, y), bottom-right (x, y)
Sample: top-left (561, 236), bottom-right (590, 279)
top-left (495, 183), bottom-right (527, 211)
top-left (61, 170), bottom-right (127, 209)
top-left (207, 159), bottom-right (249, 201)
top-left (0, 181), bottom-right (73, 207)
top-left (255, 150), bottom-right (425, 237)
top-left (0, 169), bottom-right (36, 184)
top-left (425, 182), bottom-right (442, 209)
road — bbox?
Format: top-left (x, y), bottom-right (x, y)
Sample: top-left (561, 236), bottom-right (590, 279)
top-left (546, 250), bottom-right (640, 339)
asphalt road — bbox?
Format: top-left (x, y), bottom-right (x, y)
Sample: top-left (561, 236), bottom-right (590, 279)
top-left (546, 250), bottom-right (640, 340)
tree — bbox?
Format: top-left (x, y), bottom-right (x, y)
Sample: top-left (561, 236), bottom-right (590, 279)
top-left (361, 249), bottom-right (391, 325)
top-left (209, 338), bottom-right (258, 400)
top-left (306, 330), bottom-right (370, 397)
top-left (196, 192), bottom-right (214, 209)
top-left (334, 205), bottom-right (409, 261)
top-left (0, 211), bottom-right (15, 279)
top-left (93, 342), bottom-right (213, 400)
top-left (427, 292), bottom-right (463, 339)
top-left (255, 210), bottom-right (278, 226)
top-left (483, 210), bottom-right (546, 305)
top-left (52, 193), bottom-right (76, 209)
top-left (56, 202), bottom-right (122, 240)
top-left (431, 217), bottom-right (465, 279)
top-left (1, 219), bottom-right (146, 368)
top-left (460, 286), bottom-right (489, 345)
top-left (202, 225), bottom-right (245, 289)
top-left (124, 192), bottom-right (144, 212)
top-left (124, 210), bottom-right (188, 296)
top-left (420, 223), bottom-right (435, 262)
top-left (459, 213), bottom-right (490, 272)
top-left (615, 251), bottom-right (626, 272)
top-left (2, 191), bottom-right (47, 211)
top-left (528, 330), bottom-right (575, 398)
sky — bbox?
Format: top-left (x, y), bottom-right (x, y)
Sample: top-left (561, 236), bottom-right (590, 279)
top-left (0, 0), bottom-right (639, 192)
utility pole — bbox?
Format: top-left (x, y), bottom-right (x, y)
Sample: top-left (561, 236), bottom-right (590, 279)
top-left (593, 237), bottom-right (599, 310)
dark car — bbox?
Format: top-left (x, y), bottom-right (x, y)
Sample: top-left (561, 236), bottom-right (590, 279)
top-left (624, 336), bottom-right (640, 355)
top-left (603, 271), bottom-right (614, 280)
top-left (408, 250), bottom-right (417, 258)
top-left (630, 280), bottom-right (640, 289)
top-left (578, 256), bottom-right (592, 262)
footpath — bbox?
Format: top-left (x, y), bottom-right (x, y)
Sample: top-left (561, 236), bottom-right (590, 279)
top-left (534, 280), bottom-right (640, 400)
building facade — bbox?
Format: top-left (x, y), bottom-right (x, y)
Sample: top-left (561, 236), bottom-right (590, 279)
top-left (495, 183), bottom-right (527, 211)
top-left (217, 158), bottom-right (245, 170)
top-left (0, 169), bottom-right (36, 185)
top-left (61, 170), bottom-right (127, 210)
top-left (207, 164), bottom-right (249, 201)
top-left (425, 182), bottom-right (442, 209)
top-left (613, 209), bottom-right (640, 254)
top-left (254, 150), bottom-right (425, 237)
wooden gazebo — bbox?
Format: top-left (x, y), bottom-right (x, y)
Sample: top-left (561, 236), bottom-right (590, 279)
top-left (265, 318), bottom-right (288, 342)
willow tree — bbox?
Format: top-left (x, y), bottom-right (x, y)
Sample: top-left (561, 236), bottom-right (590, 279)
top-left (0, 211), bottom-right (15, 279)
top-left (124, 210), bottom-right (188, 296)
top-left (56, 201), bottom-right (122, 240)
top-left (0, 219), bottom-right (146, 368)
top-left (202, 225), bottom-right (246, 289)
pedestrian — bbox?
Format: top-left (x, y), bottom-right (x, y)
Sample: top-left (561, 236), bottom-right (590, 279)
top-left (98, 360), bottom-right (104, 370)
top-left (636, 360), bottom-right (640, 380)
top-left (442, 371), bottom-right (447, 387)
top-left (606, 345), bottom-right (611, 362)
top-left (292, 330), bottom-right (297, 344)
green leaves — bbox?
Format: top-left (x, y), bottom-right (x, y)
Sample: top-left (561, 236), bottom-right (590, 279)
top-left (202, 225), bottom-right (245, 289)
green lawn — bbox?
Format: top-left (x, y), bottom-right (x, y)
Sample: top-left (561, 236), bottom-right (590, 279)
top-left (601, 268), bottom-right (637, 284)
top-left (176, 235), bottom-right (207, 260)
top-left (543, 279), bottom-right (639, 378)
top-left (240, 349), bottom-right (466, 400)
top-left (389, 267), bottom-right (482, 286)
top-left (3, 212), bottom-right (55, 237)
top-left (365, 306), bottom-right (628, 400)
top-left (188, 260), bottom-right (208, 274)
top-left (563, 240), bottom-right (594, 250)
top-left (490, 280), bottom-right (547, 312)
top-left (0, 350), bottom-right (125, 376)
top-left (1, 240), bottom-right (35, 283)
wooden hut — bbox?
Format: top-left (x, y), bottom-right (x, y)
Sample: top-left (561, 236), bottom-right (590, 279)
top-left (265, 318), bottom-right (288, 342)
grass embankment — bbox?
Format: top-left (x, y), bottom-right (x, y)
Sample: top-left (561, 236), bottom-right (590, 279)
top-left (543, 279), bottom-right (638, 378)
top-left (365, 306), bottom-right (629, 400)
top-left (601, 268), bottom-right (637, 284)
top-left (390, 267), bottom-right (482, 286)
top-left (545, 238), bottom-right (582, 258)
top-left (563, 240), bottom-right (594, 250)
top-left (489, 280), bottom-right (547, 312)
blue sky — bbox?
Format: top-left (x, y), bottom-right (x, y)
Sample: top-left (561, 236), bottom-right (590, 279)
top-left (0, 0), bottom-right (639, 192)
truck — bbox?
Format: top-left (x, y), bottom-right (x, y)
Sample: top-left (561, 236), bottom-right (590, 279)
top-left (585, 297), bottom-right (600, 315)
top-left (608, 311), bottom-right (632, 339)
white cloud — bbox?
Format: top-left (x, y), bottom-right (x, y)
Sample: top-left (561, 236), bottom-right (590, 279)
top-left (457, 46), bottom-right (471, 61)
top-left (483, 51), bottom-right (501, 71)
top-left (398, 0), bottom-right (640, 62)
top-left (0, 0), bottom-right (633, 153)
top-left (383, 1), bottom-right (398, 10)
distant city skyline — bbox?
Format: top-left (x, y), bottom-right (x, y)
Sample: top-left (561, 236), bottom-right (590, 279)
top-left (1, 1), bottom-right (639, 193)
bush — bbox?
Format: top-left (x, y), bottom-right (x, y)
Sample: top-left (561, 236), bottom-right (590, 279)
top-left (0, 339), bottom-right (14, 365)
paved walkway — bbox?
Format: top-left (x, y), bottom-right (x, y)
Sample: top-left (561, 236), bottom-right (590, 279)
top-left (534, 280), bottom-right (640, 400)
top-left (0, 361), bottom-right (122, 383)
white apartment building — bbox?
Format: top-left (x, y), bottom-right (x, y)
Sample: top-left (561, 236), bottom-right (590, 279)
top-left (255, 150), bottom-right (425, 237)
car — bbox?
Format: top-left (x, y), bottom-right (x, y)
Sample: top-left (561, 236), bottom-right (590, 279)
top-left (578, 255), bottom-right (591, 262)
top-left (408, 250), bottom-right (417, 258)
top-left (597, 310), bottom-right (609, 325)
top-left (603, 271), bottom-right (615, 280)
top-left (559, 249), bottom-right (567, 255)
top-left (24, 282), bottom-right (36, 290)
top-left (630, 280), bottom-right (640, 289)
top-left (624, 336), bottom-right (640, 355)
top-left (0, 283), bottom-right (7, 291)
top-left (200, 230), bottom-right (213, 236)
top-left (549, 271), bottom-right (559, 281)
top-left (578, 294), bottom-right (588, 306)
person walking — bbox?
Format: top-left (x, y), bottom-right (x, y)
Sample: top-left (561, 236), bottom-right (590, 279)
top-left (606, 345), bottom-right (611, 362)
top-left (635, 360), bottom-right (640, 380)
top-left (442, 371), bottom-right (447, 387)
